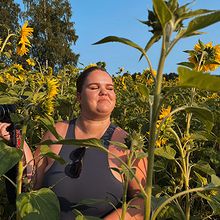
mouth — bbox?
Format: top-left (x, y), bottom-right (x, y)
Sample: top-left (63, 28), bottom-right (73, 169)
top-left (98, 99), bottom-right (110, 103)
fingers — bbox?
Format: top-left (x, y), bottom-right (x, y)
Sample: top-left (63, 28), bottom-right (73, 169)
top-left (0, 122), bottom-right (11, 141)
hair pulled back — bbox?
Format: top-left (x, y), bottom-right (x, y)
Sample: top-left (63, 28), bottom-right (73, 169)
top-left (76, 66), bottom-right (109, 93)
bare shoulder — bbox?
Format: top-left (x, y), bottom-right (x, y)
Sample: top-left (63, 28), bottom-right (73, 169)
top-left (111, 126), bottom-right (128, 143)
top-left (42, 120), bottom-right (69, 141)
top-left (109, 126), bottom-right (128, 158)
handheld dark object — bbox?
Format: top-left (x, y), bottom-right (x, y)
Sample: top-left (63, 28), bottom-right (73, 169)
top-left (0, 104), bottom-right (18, 204)
top-left (0, 104), bottom-right (16, 123)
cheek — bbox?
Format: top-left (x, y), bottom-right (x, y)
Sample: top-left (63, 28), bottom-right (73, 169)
top-left (111, 93), bottom-right (116, 105)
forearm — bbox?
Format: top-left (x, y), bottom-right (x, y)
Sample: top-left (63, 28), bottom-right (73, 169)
top-left (23, 141), bottom-right (34, 180)
top-left (104, 198), bottom-right (144, 220)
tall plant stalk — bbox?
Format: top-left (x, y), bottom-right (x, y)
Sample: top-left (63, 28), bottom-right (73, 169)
top-left (184, 53), bottom-right (204, 219)
top-left (145, 27), bottom-right (168, 219)
top-left (16, 123), bottom-right (28, 220)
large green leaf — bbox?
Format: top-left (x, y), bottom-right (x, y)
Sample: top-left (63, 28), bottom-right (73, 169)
top-left (152, 0), bottom-right (172, 28)
top-left (40, 145), bottom-right (66, 164)
top-left (197, 190), bottom-right (220, 215)
top-left (178, 66), bottom-right (220, 92)
top-left (17, 188), bottom-right (60, 220)
top-left (183, 10), bottom-right (220, 36)
top-left (93, 36), bottom-right (145, 55)
top-left (108, 141), bottom-right (128, 150)
top-left (136, 83), bottom-right (150, 100)
top-left (40, 138), bottom-right (106, 152)
top-left (38, 115), bottom-right (63, 141)
top-left (194, 160), bottom-right (216, 175)
top-left (0, 141), bottom-right (22, 176)
top-left (154, 145), bottom-right (176, 160)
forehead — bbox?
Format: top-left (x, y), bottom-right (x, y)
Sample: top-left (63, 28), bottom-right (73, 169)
top-left (84, 70), bottom-right (113, 84)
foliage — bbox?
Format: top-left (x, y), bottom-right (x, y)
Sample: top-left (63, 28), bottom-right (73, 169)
top-left (0, 0), bottom-right (21, 64)
top-left (0, 0), bottom-right (220, 220)
top-left (22, 0), bottom-right (79, 71)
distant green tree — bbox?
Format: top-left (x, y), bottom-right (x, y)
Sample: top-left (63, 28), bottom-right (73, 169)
top-left (0, 0), bottom-right (21, 63)
top-left (22, 0), bottom-right (79, 71)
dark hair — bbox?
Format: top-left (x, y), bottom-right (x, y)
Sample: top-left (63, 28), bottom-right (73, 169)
top-left (76, 66), bottom-right (109, 93)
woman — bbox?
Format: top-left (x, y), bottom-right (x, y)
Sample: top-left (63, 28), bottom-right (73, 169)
top-left (0, 66), bottom-right (146, 219)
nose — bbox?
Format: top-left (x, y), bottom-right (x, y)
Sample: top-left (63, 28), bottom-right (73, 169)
top-left (99, 87), bottom-right (107, 95)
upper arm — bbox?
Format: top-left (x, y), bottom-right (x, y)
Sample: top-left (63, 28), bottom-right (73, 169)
top-left (110, 127), bottom-right (147, 197)
top-left (128, 155), bottom-right (147, 198)
top-left (33, 121), bottom-right (69, 189)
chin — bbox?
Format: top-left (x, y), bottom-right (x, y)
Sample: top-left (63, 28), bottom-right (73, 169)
top-left (96, 108), bottom-right (113, 115)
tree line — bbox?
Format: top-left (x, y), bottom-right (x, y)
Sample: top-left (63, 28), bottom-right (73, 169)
top-left (0, 0), bottom-right (78, 71)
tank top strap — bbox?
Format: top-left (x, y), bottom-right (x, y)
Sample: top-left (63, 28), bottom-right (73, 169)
top-left (65, 119), bottom-right (77, 139)
top-left (101, 123), bottom-right (117, 148)
top-left (66, 119), bottom-right (116, 148)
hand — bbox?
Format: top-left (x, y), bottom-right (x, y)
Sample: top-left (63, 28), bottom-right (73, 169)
top-left (0, 122), bottom-right (11, 142)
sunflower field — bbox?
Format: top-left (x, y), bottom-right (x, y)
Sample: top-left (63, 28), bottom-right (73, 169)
top-left (0, 0), bottom-right (220, 220)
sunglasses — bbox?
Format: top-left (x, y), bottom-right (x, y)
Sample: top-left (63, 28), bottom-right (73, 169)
top-left (65, 147), bottom-right (86, 178)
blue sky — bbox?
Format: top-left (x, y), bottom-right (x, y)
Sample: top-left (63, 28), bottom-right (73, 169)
top-left (16, 0), bottom-right (220, 75)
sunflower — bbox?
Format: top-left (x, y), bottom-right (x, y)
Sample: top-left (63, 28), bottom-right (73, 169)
top-left (46, 78), bottom-right (59, 98)
top-left (159, 106), bottom-right (172, 120)
top-left (157, 105), bottom-right (174, 129)
top-left (188, 40), bottom-right (220, 72)
top-left (44, 98), bottom-right (55, 115)
top-left (17, 21), bottom-right (34, 56)
top-left (41, 77), bottom-right (59, 115)
top-left (26, 58), bottom-right (35, 67)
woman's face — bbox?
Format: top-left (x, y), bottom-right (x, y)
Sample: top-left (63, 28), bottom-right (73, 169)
top-left (77, 70), bottom-right (116, 119)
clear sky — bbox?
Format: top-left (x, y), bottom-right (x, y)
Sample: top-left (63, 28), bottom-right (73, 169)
top-left (15, 0), bottom-right (220, 75)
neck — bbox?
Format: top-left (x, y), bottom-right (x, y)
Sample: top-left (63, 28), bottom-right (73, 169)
top-left (75, 115), bottom-right (111, 139)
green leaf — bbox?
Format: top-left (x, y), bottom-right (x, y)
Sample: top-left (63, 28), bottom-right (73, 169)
top-left (180, 9), bottom-right (213, 20)
top-left (183, 10), bottom-right (220, 36)
top-left (16, 188), bottom-right (60, 220)
top-left (208, 194), bottom-right (220, 215)
top-left (139, 34), bottom-right (161, 61)
top-left (182, 31), bottom-right (205, 38)
top-left (183, 106), bottom-right (214, 131)
top-left (121, 164), bottom-right (136, 180)
top-left (178, 66), bottom-right (220, 92)
top-left (194, 160), bottom-right (216, 175)
top-left (154, 145), bottom-right (176, 160)
top-left (38, 115), bottom-right (63, 141)
top-left (74, 210), bottom-right (102, 220)
top-left (40, 138), bottom-right (106, 152)
top-left (40, 145), bottom-right (66, 164)
top-left (194, 171), bottom-right (208, 186)
top-left (134, 151), bottom-right (148, 160)
top-left (93, 36), bottom-right (145, 55)
top-left (0, 96), bottom-right (19, 104)
top-left (0, 141), bottom-right (22, 176)
top-left (152, 0), bottom-right (172, 28)
top-left (197, 191), bottom-right (220, 215)
top-left (191, 131), bottom-right (217, 142)
top-left (136, 83), bottom-right (149, 100)
top-left (211, 174), bottom-right (220, 186)
top-left (177, 62), bottom-right (195, 69)
top-left (108, 141), bottom-right (128, 149)
top-left (72, 198), bottom-right (106, 207)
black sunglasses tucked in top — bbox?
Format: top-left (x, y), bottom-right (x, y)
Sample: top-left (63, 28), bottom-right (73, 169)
top-left (65, 147), bottom-right (86, 178)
